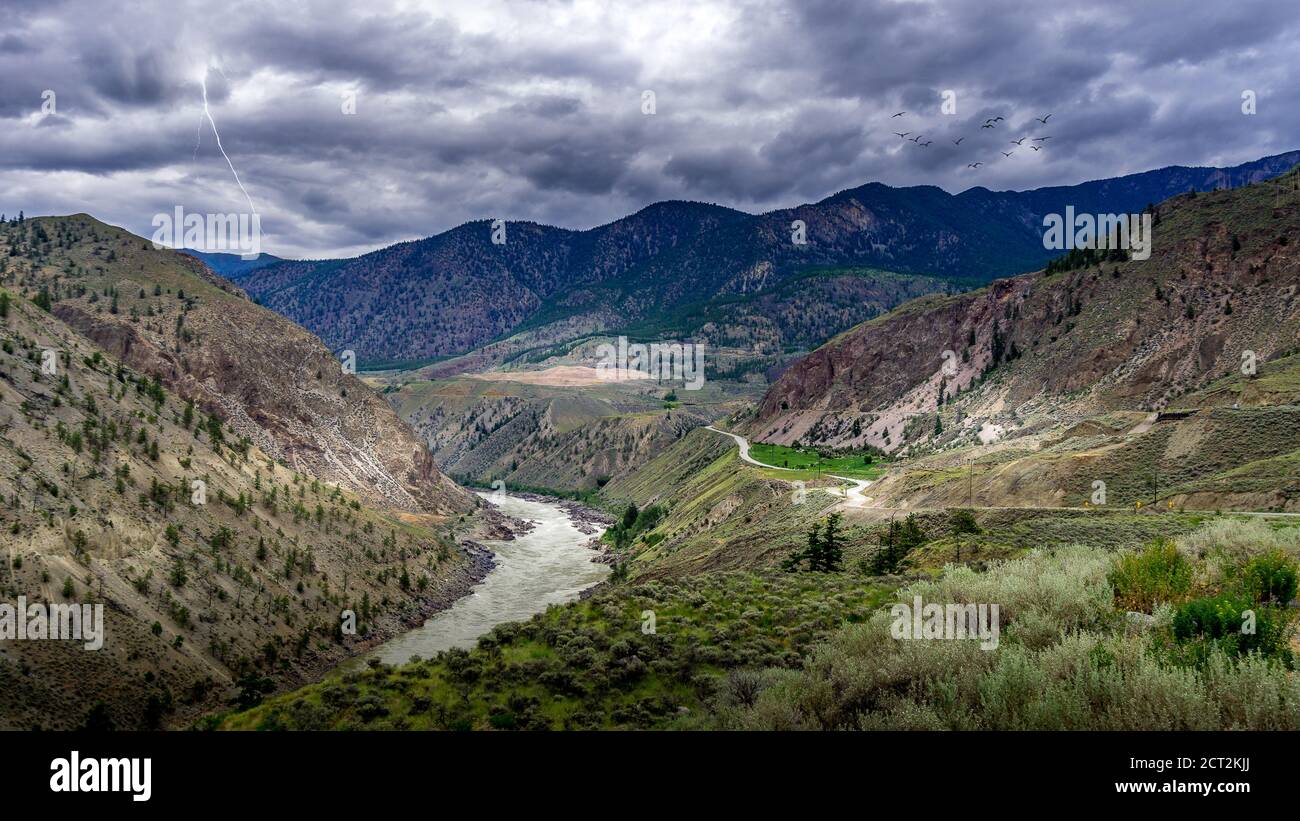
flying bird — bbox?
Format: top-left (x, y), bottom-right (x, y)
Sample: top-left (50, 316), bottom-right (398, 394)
top-left (1031, 145), bottom-right (1042, 151)
top-left (981, 123), bottom-right (995, 129)
top-left (894, 132), bottom-right (911, 138)
top-left (1001, 151), bottom-right (1014, 158)
top-left (1035, 113), bottom-right (1053, 124)
top-left (1033, 136), bottom-right (1052, 142)
top-left (910, 134), bottom-right (923, 142)
top-left (892, 111), bottom-right (906, 117)
top-left (953, 137), bottom-right (965, 145)
top-left (967, 162), bottom-right (983, 168)
top-left (919, 140), bottom-right (932, 147)
top-left (1011, 137), bottom-right (1026, 145)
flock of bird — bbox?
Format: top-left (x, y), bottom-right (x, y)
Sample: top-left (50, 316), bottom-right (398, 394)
top-left (888, 111), bottom-right (1055, 169)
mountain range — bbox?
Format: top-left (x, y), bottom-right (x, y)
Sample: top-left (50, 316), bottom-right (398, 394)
top-left (229, 151), bottom-right (1300, 366)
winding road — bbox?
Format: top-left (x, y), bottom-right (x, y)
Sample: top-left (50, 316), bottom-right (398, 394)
top-left (703, 427), bottom-right (1299, 518)
top-left (704, 425), bottom-right (873, 507)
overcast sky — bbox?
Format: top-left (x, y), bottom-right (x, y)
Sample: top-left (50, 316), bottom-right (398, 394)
top-left (2, 0), bottom-right (1297, 258)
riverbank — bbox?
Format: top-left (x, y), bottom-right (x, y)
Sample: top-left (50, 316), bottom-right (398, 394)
top-left (506, 491), bottom-right (616, 533)
top-left (357, 492), bottom-right (612, 665)
top-left (197, 492), bottom-right (614, 728)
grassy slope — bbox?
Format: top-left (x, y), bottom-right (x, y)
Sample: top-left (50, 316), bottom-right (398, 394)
top-left (849, 349), bottom-right (1300, 514)
top-left (220, 516), bottom-right (1300, 731)
top-left (217, 570), bottom-right (896, 730)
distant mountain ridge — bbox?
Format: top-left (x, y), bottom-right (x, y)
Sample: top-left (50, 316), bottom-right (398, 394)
top-left (180, 249), bottom-right (284, 277)
top-left (231, 151), bottom-right (1300, 364)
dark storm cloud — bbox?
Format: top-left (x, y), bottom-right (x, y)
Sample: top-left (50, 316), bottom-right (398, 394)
top-left (0, 33), bottom-right (35, 54)
top-left (81, 48), bottom-right (173, 106)
top-left (0, 0), bottom-right (1298, 258)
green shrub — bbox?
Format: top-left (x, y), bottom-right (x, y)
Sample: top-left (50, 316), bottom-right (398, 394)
top-left (1178, 519), bottom-right (1300, 561)
top-left (1109, 540), bottom-right (1192, 612)
top-left (1170, 593), bottom-right (1293, 666)
top-left (1238, 550), bottom-right (1298, 605)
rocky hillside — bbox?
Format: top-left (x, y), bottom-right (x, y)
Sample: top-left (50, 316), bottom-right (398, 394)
top-left (233, 152), bottom-right (1300, 364)
top-left (0, 215), bottom-right (493, 729)
top-left (749, 167), bottom-right (1300, 455)
top-left (385, 373), bottom-right (760, 493)
top-left (7, 215), bottom-right (470, 516)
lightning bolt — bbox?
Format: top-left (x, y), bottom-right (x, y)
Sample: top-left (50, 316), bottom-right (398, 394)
top-left (200, 75), bottom-right (257, 216)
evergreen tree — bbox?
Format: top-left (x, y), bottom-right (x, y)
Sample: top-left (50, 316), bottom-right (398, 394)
top-left (783, 520), bottom-right (821, 572)
top-left (900, 514), bottom-right (926, 551)
top-left (785, 515), bottom-right (843, 572)
top-left (868, 519), bottom-right (899, 575)
top-left (950, 509), bottom-right (981, 535)
top-left (820, 513), bottom-right (842, 572)
top-left (869, 514), bottom-right (927, 575)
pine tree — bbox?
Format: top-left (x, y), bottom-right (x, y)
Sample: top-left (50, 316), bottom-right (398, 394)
top-left (869, 520), bottom-right (898, 575)
top-left (783, 521), bottom-right (821, 572)
top-left (900, 514), bottom-right (926, 551)
top-left (820, 513), bottom-right (842, 572)
top-left (869, 514), bottom-right (927, 575)
top-left (950, 509), bottom-right (981, 535)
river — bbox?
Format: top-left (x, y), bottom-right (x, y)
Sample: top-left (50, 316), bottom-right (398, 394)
top-left (362, 492), bottom-right (610, 665)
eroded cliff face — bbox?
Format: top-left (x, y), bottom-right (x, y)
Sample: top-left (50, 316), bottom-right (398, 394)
top-left (749, 174), bottom-right (1300, 453)
top-left (44, 225), bottom-right (473, 515)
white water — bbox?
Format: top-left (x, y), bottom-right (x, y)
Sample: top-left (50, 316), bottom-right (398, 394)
top-left (364, 492), bottom-right (609, 665)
